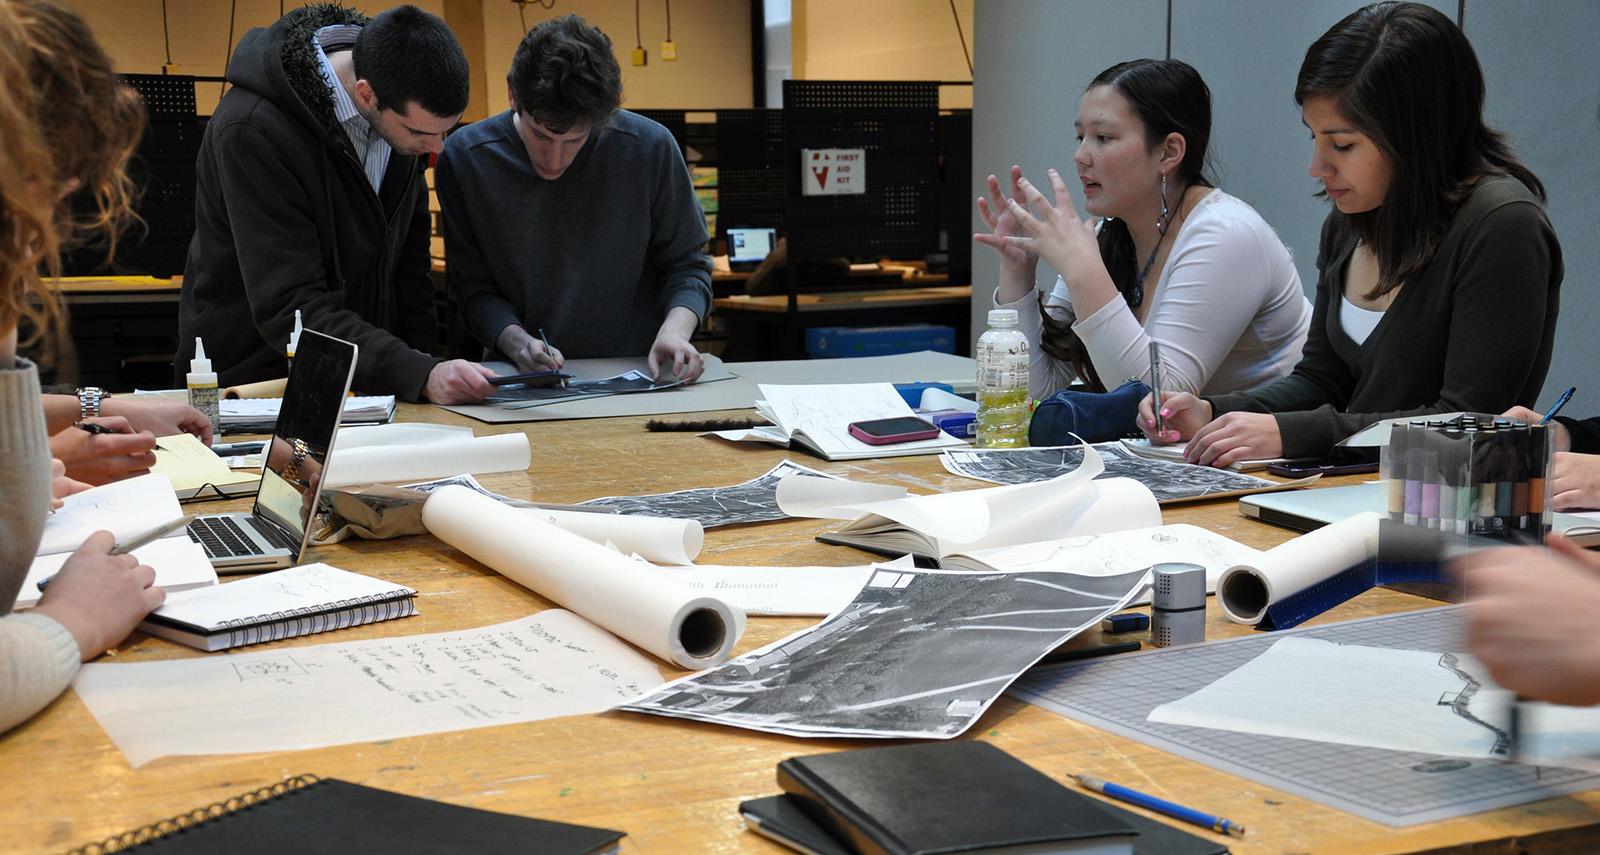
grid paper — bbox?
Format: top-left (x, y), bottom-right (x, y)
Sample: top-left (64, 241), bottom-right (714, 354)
top-left (1009, 606), bottom-right (1600, 825)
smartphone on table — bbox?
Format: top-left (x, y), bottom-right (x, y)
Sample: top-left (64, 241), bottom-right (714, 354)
top-left (847, 416), bottom-right (941, 446)
top-left (1265, 457), bottom-right (1380, 477)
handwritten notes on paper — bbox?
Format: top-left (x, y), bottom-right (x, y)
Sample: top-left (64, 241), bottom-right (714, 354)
top-left (72, 611), bottom-right (663, 767)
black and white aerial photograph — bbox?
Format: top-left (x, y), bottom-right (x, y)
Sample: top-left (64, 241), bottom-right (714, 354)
top-left (621, 566), bottom-right (1149, 738)
top-left (944, 443), bottom-right (1280, 503)
top-left (581, 460), bottom-right (834, 527)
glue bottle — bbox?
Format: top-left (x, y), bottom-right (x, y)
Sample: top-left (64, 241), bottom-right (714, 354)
top-left (286, 309), bottom-right (303, 376)
top-left (187, 337), bottom-right (221, 442)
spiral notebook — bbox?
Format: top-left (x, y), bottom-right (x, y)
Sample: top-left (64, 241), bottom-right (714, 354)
top-left (69, 774), bottom-right (624, 854)
top-left (137, 563), bottom-right (417, 651)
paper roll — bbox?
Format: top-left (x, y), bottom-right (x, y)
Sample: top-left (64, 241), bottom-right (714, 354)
top-left (423, 486), bottom-right (743, 669)
top-left (222, 378), bottom-right (288, 399)
top-left (535, 508), bottom-right (703, 565)
top-left (1217, 511), bottom-right (1382, 625)
top-left (325, 432), bottom-right (531, 488)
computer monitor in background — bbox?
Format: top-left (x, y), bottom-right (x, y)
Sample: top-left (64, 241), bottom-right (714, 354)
top-left (727, 227), bottom-right (778, 268)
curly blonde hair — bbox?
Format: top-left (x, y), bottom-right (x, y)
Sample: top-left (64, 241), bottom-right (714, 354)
top-left (0, 0), bottom-right (144, 354)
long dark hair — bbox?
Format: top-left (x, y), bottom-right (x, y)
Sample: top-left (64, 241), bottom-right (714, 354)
top-left (1296, 1), bottom-right (1544, 299)
top-left (1040, 58), bottom-right (1214, 390)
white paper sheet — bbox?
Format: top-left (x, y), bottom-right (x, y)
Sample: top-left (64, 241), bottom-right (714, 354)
top-left (423, 486), bottom-right (743, 669)
top-left (1148, 637), bottom-right (1600, 765)
top-left (536, 507), bottom-right (703, 565)
top-left (323, 432), bottom-right (531, 488)
top-left (653, 556), bottom-right (911, 616)
top-left (20, 536), bottom-right (216, 609)
top-left (944, 524), bottom-right (1261, 605)
top-left (1216, 511), bottom-right (1381, 624)
top-left (73, 610), bottom-right (663, 767)
top-left (36, 473), bottom-right (183, 556)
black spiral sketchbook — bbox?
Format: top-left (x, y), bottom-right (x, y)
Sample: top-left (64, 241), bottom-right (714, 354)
top-left (68, 775), bottom-right (625, 855)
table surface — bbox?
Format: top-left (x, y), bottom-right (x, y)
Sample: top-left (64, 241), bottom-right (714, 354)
top-left (5, 404), bottom-right (1598, 854)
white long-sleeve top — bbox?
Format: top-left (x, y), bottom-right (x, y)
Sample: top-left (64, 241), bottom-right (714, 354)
top-left (998, 189), bottom-right (1312, 401)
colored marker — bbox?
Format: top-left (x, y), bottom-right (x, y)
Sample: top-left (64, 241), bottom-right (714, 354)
top-left (1073, 774), bottom-right (1245, 838)
top-left (1387, 422), bottom-right (1409, 522)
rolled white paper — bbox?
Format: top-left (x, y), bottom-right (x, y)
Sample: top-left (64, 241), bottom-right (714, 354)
top-left (423, 485), bottom-right (743, 669)
top-left (325, 432), bottom-right (531, 488)
top-left (1217, 511), bottom-right (1383, 625)
top-left (536, 508), bottom-right (704, 565)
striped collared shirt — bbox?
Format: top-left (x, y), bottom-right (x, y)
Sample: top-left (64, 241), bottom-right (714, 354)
top-left (313, 24), bottom-right (390, 194)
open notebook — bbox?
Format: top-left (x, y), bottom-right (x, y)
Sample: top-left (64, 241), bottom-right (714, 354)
top-left (138, 563), bottom-right (417, 651)
top-left (151, 433), bottom-right (260, 500)
top-left (713, 383), bottom-right (968, 461)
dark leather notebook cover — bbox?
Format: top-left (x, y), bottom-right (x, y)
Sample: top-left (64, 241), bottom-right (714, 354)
top-left (116, 778), bottom-right (623, 854)
top-left (744, 792), bottom-right (1227, 855)
top-left (776, 741), bottom-right (1137, 855)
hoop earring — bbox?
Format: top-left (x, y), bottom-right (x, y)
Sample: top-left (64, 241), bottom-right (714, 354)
top-left (1155, 173), bottom-right (1171, 234)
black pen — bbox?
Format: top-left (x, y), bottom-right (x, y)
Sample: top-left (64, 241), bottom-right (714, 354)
top-left (76, 421), bottom-right (114, 435)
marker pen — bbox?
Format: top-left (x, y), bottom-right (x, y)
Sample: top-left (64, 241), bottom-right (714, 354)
top-left (1404, 419), bottom-right (1426, 526)
top-left (1386, 422), bottom-right (1409, 523)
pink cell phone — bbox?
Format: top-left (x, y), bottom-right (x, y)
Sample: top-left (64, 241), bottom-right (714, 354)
top-left (847, 416), bottom-right (941, 445)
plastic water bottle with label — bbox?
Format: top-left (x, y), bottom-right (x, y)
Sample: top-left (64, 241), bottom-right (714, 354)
top-left (975, 308), bottom-right (1030, 447)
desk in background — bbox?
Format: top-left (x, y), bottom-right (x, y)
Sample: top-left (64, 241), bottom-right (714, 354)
top-left (6, 403), bottom-right (1600, 852)
top-left (55, 276), bottom-right (182, 389)
top-left (714, 283), bottom-right (971, 361)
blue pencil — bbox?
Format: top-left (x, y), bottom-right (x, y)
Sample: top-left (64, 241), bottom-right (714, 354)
top-left (1074, 774), bottom-right (1245, 837)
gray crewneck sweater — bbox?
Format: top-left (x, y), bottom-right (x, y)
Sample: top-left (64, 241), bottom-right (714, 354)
top-left (0, 358), bottom-right (82, 733)
top-left (436, 110), bottom-right (712, 359)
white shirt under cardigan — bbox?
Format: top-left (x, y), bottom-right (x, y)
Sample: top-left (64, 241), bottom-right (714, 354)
top-left (997, 189), bottom-right (1312, 402)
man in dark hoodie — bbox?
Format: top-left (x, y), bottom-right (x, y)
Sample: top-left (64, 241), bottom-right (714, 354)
top-left (177, 4), bottom-right (495, 404)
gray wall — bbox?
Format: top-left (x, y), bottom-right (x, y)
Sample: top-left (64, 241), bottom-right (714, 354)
top-left (971, 1), bottom-right (1600, 415)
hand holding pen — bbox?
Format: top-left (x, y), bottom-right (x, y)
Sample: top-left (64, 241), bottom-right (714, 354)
top-left (49, 417), bottom-right (157, 486)
top-left (29, 530), bottom-right (167, 661)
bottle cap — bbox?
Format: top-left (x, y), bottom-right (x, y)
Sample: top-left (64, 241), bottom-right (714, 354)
top-left (190, 337), bottom-right (212, 374)
top-left (987, 308), bottom-right (1019, 327)
top-left (287, 309), bottom-right (303, 356)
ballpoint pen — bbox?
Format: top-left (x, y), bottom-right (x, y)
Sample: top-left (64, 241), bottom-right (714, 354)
top-left (538, 328), bottom-right (567, 387)
top-left (1149, 340), bottom-right (1165, 437)
top-left (37, 515), bottom-right (196, 592)
top-left (1539, 386), bottom-right (1576, 425)
top-left (1073, 773), bottom-right (1245, 837)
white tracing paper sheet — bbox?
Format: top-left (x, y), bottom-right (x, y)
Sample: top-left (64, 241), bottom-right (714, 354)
top-left (73, 610), bottom-right (664, 767)
top-left (1149, 637), bottom-right (1600, 765)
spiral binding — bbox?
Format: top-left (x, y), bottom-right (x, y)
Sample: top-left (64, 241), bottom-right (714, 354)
top-left (69, 774), bottom-right (322, 854)
top-left (218, 592), bottom-right (417, 649)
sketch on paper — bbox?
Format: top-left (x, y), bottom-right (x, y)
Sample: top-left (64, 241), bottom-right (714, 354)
top-left (581, 460), bottom-right (838, 527)
top-left (621, 566), bottom-right (1150, 738)
top-left (943, 443), bottom-right (1278, 502)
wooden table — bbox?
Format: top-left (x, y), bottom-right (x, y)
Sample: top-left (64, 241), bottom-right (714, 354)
top-left (5, 407), bottom-right (1599, 853)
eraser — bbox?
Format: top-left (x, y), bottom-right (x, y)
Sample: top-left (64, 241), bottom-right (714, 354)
top-left (924, 409), bottom-right (977, 438)
top-left (1101, 612), bottom-right (1149, 633)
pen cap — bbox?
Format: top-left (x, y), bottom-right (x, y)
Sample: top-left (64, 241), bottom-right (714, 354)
top-left (1151, 562), bottom-right (1206, 611)
top-left (188, 337), bottom-right (216, 383)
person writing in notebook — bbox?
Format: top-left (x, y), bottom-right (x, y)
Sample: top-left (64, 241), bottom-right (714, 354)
top-left (977, 59), bottom-right (1311, 411)
top-left (40, 392), bottom-right (212, 485)
top-left (1454, 535), bottom-right (1600, 705)
top-left (436, 14), bottom-right (712, 383)
top-left (1137, 2), bottom-right (1561, 467)
top-left (0, 0), bottom-right (166, 733)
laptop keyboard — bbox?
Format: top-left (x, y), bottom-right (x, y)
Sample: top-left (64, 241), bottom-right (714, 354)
top-left (187, 517), bottom-right (263, 558)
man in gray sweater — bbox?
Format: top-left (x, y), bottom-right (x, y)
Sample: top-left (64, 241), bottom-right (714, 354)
top-left (435, 15), bottom-right (712, 382)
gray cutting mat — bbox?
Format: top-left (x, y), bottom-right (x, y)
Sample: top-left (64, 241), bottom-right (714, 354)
top-left (1009, 606), bottom-right (1600, 826)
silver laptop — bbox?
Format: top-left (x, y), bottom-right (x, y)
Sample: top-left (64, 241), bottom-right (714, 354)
top-left (186, 329), bottom-right (357, 572)
top-left (1240, 482), bottom-right (1600, 547)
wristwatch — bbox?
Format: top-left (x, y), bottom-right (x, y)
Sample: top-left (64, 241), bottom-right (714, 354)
top-left (280, 437), bottom-right (310, 487)
top-left (77, 386), bottom-right (107, 422)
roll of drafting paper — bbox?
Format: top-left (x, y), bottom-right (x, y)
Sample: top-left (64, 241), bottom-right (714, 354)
top-left (325, 432), bottom-right (531, 488)
top-left (535, 508), bottom-right (703, 565)
top-left (423, 485), bottom-right (743, 669)
top-left (1216, 511), bottom-right (1382, 625)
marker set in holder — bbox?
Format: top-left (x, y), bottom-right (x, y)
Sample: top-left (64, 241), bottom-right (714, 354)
top-left (1381, 415), bottom-right (1551, 546)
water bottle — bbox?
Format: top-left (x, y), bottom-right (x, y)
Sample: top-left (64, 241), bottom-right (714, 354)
top-left (976, 308), bottom-right (1030, 447)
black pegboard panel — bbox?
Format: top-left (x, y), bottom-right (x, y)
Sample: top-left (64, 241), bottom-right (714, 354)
top-left (939, 110), bottom-right (972, 282)
top-left (713, 109), bottom-right (784, 238)
top-left (782, 80), bottom-right (941, 262)
top-left (121, 74), bottom-right (197, 119)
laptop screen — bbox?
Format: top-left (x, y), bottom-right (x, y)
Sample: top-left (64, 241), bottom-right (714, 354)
top-left (252, 329), bottom-right (357, 551)
top-left (727, 227), bottom-right (777, 264)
